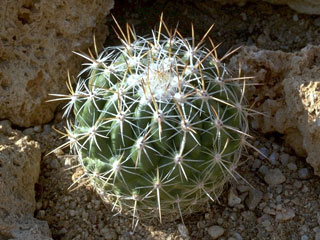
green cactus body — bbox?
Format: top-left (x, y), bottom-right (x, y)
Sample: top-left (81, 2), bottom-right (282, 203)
top-left (55, 19), bottom-right (249, 224)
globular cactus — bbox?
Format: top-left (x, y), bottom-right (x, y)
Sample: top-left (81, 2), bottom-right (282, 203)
top-left (51, 16), bottom-right (250, 226)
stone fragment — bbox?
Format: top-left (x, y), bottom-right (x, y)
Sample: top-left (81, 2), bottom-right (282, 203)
top-left (0, 0), bottom-right (114, 127)
top-left (228, 188), bottom-right (242, 207)
top-left (178, 224), bottom-right (189, 238)
top-left (207, 225), bottom-right (225, 239)
top-left (287, 163), bottom-right (298, 171)
top-left (298, 168), bottom-right (312, 179)
top-left (275, 208), bottom-right (295, 222)
top-left (245, 189), bottom-right (263, 210)
top-left (264, 168), bottom-right (286, 186)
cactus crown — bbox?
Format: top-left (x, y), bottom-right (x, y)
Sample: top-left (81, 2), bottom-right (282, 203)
top-left (50, 15), bottom-right (251, 227)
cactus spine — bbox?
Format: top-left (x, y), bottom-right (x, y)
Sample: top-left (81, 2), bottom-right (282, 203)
top-left (51, 16), bottom-right (250, 226)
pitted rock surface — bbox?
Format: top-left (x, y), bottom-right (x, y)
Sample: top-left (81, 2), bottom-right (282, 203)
top-left (0, 120), bottom-right (52, 239)
top-left (0, 0), bottom-right (114, 127)
top-left (230, 45), bottom-right (320, 176)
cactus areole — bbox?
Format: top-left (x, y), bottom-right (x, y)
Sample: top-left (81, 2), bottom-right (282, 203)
top-left (52, 17), bottom-right (250, 226)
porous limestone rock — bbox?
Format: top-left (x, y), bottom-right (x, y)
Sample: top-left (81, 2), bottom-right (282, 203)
top-left (0, 120), bottom-right (52, 239)
top-left (214, 0), bottom-right (320, 15)
top-left (230, 45), bottom-right (320, 175)
top-left (0, 0), bottom-right (114, 127)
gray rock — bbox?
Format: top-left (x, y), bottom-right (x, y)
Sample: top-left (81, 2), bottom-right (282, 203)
top-left (228, 188), bottom-right (242, 207)
top-left (280, 153), bottom-right (290, 166)
top-left (252, 159), bottom-right (261, 170)
top-left (269, 152), bottom-right (279, 165)
top-left (258, 147), bottom-right (268, 159)
top-left (275, 208), bottom-right (295, 222)
top-left (298, 168), bottom-right (312, 179)
top-left (178, 224), bottom-right (189, 238)
top-left (316, 232), bottom-right (320, 240)
top-left (264, 168), bottom-right (286, 186)
top-left (258, 165), bottom-right (269, 175)
top-left (207, 225), bottom-right (225, 239)
top-left (245, 189), bottom-right (263, 210)
top-left (287, 163), bottom-right (297, 171)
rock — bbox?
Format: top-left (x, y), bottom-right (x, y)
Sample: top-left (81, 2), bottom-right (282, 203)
top-left (0, 0), bottom-right (114, 127)
top-left (264, 168), bottom-right (286, 186)
top-left (298, 168), bottom-right (312, 179)
top-left (230, 45), bottom-right (320, 176)
top-left (228, 188), bottom-right (242, 207)
top-left (258, 165), bottom-right (269, 175)
top-left (245, 189), bottom-right (263, 210)
top-left (0, 121), bottom-right (52, 239)
top-left (280, 153), bottom-right (290, 166)
top-left (178, 224), bottom-right (189, 238)
top-left (213, 0), bottom-right (320, 15)
top-left (207, 225), bottom-right (225, 239)
top-left (287, 163), bottom-right (298, 171)
top-left (275, 208), bottom-right (295, 221)
top-left (269, 152), bottom-right (279, 165)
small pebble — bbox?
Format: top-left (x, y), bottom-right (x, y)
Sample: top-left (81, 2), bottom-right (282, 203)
top-left (245, 189), bottom-right (263, 210)
top-left (178, 224), bottom-right (189, 238)
top-left (237, 185), bottom-right (250, 193)
top-left (258, 147), bottom-right (268, 159)
top-left (293, 14), bottom-right (299, 22)
top-left (264, 168), bottom-right (286, 186)
top-left (23, 128), bottom-right (34, 135)
top-left (33, 125), bottom-right (42, 133)
top-left (217, 218), bottom-right (224, 225)
top-left (69, 209), bottom-right (76, 217)
top-left (54, 148), bottom-right (64, 156)
top-left (301, 235), bottom-right (308, 240)
top-left (258, 165), bottom-right (269, 175)
top-left (43, 124), bottom-right (51, 133)
top-left (316, 232), bottom-right (320, 240)
top-left (276, 208), bottom-right (295, 222)
top-left (287, 163), bottom-right (297, 171)
top-left (228, 188), bottom-right (241, 207)
top-left (298, 168), bottom-right (311, 180)
top-left (280, 153), bottom-right (290, 166)
top-left (252, 159), bottom-right (261, 170)
top-left (232, 232), bottom-right (243, 240)
top-left (207, 225), bottom-right (225, 239)
top-left (269, 152), bottom-right (279, 165)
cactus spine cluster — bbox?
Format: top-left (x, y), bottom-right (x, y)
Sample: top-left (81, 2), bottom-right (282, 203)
top-left (51, 16), bottom-right (250, 226)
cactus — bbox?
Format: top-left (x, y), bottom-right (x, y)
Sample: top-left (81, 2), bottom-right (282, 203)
top-left (51, 16), bottom-right (250, 226)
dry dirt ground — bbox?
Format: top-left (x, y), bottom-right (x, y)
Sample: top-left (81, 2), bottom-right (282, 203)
top-left (30, 0), bottom-right (320, 239)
